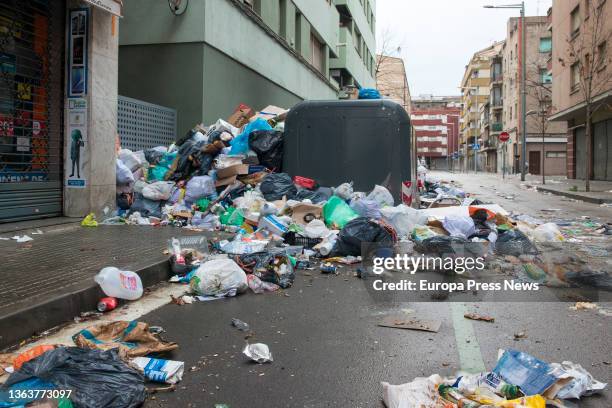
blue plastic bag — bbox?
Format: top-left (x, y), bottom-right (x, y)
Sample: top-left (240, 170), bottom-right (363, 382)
top-left (358, 88), bottom-right (381, 100)
top-left (229, 118), bottom-right (272, 155)
top-left (493, 349), bottom-right (557, 396)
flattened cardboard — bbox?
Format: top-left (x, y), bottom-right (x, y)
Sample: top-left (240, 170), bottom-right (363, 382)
top-left (291, 203), bottom-right (323, 225)
top-left (216, 164), bottom-right (249, 179)
top-left (378, 315), bottom-right (441, 333)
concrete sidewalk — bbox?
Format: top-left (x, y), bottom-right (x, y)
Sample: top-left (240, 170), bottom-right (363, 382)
top-left (0, 221), bottom-right (208, 350)
top-left (442, 171), bottom-right (612, 204)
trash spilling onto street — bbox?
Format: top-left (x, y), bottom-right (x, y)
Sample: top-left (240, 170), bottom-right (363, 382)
top-left (382, 349), bottom-right (607, 408)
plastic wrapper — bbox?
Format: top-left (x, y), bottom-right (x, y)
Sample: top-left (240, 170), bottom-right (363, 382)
top-left (333, 182), bottom-right (353, 200)
top-left (148, 151), bottom-right (177, 182)
top-left (381, 375), bottom-right (444, 408)
top-left (549, 361), bottom-right (607, 399)
top-left (189, 258), bottom-right (248, 296)
top-left (243, 343), bottom-right (273, 363)
top-left (259, 173), bottom-right (297, 201)
top-left (142, 181), bottom-right (174, 201)
top-left (350, 198), bottom-right (381, 219)
top-left (184, 176), bottom-right (216, 204)
top-left (411, 225), bottom-right (438, 242)
top-left (132, 357), bottom-right (184, 385)
top-left (81, 213), bottom-right (98, 227)
top-left (2, 347), bottom-right (146, 408)
top-left (248, 130), bottom-right (283, 171)
top-left (303, 219), bottom-right (331, 239)
top-left (219, 207), bottom-right (245, 226)
top-left (443, 215), bottom-right (476, 239)
top-left (532, 223), bottom-right (564, 242)
top-left (380, 205), bottom-right (427, 239)
top-left (247, 274), bottom-right (280, 294)
top-left (219, 236), bottom-right (269, 255)
top-left (323, 196), bottom-right (359, 229)
top-left (367, 185), bottom-right (394, 207)
top-left (493, 349), bottom-right (557, 397)
top-left (332, 217), bottom-right (395, 257)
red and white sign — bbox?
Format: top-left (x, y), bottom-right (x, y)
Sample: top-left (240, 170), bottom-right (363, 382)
top-left (499, 131), bottom-right (510, 143)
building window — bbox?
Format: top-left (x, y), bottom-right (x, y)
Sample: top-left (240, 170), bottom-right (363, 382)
top-left (570, 62), bottom-right (580, 91)
top-left (295, 12), bottom-right (302, 53)
top-left (546, 151), bottom-right (567, 158)
top-left (571, 6), bottom-right (581, 37)
top-left (540, 68), bottom-right (552, 84)
top-left (310, 33), bottom-right (325, 73)
top-left (597, 41), bottom-right (607, 70)
top-left (539, 37), bottom-right (552, 53)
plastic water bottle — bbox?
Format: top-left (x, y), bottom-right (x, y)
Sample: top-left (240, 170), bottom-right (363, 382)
top-left (94, 267), bottom-right (143, 300)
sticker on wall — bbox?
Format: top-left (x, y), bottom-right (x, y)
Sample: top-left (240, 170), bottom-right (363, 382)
top-left (65, 98), bottom-right (88, 188)
top-left (68, 8), bottom-right (88, 98)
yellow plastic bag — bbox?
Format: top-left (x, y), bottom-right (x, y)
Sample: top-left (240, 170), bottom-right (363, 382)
top-left (497, 395), bottom-right (545, 408)
top-left (81, 213), bottom-right (98, 227)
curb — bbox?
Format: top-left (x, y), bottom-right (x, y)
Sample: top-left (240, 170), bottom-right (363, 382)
top-left (0, 260), bottom-right (170, 351)
top-left (536, 186), bottom-right (612, 205)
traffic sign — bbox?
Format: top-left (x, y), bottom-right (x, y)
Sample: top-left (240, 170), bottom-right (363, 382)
top-left (499, 131), bottom-right (510, 142)
top-left (472, 144), bottom-right (480, 150)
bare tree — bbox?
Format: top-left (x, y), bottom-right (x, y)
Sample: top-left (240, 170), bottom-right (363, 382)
top-left (375, 28), bottom-right (403, 85)
top-left (563, 1), bottom-right (612, 191)
top-left (525, 63), bottom-right (554, 184)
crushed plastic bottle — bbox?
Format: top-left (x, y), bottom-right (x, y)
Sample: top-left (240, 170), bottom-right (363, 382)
top-left (231, 318), bottom-right (250, 332)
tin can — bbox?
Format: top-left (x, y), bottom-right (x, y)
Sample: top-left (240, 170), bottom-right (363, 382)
top-left (97, 297), bottom-right (118, 312)
top-left (320, 264), bottom-right (338, 274)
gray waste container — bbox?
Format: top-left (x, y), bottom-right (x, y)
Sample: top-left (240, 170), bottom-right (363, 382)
top-left (282, 99), bottom-right (412, 203)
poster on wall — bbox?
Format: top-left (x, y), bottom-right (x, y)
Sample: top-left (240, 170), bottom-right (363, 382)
top-left (68, 8), bottom-right (88, 98)
top-left (65, 98), bottom-right (87, 188)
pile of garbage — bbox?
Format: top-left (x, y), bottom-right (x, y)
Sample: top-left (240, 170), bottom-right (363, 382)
top-left (382, 349), bottom-right (606, 408)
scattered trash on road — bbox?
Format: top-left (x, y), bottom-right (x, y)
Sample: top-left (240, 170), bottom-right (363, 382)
top-left (243, 343), bottom-right (273, 364)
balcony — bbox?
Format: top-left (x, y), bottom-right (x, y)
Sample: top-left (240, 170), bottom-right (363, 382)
top-left (491, 98), bottom-right (503, 110)
top-left (491, 122), bottom-right (503, 132)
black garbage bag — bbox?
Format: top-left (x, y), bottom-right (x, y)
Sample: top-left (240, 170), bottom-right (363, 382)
top-left (294, 188), bottom-right (328, 204)
top-left (564, 270), bottom-right (612, 291)
top-left (249, 130), bottom-right (283, 171)
top-left (144, 148), bottom-right (165, 165)
top-left (495, 229), bottom-right (538, 256)
top-left (259, 173), bottom-right (297, 201)
top-left (332, 217), bottom-right (395, 256)
top-left (171, 138), bottom-right (208, 181)
top-left (3, 347), bottom-right (146, 408)
top-left (116, 192), bottom-right (134, 210)
top-left (417, 236), bottom-right (470, 256)
top-left (130, 193), bottom-right (162, 218)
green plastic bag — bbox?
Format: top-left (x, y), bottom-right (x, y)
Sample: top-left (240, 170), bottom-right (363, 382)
top-left (322, 196), bottom-right (358, 229)
top-left (195, 198), bottom-right (210, 212)
top-left (220, 207), bottom-right (244, 226)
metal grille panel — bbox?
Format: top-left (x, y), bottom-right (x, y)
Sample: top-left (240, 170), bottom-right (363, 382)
top-left (0, 0), bottom-right (64, 223)
top-left (117, 95), bottom-right (176, 151)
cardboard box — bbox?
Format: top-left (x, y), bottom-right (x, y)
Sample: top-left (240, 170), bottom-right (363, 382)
top-left (227, 103), bottom-right (254, 128)
top-left (215, 164), bottom-right (249, 180)
top-left (291, 203), bottom-right (323, 225)
top-left (250, 105), bottom-right (288, 122)
top-left (215, 175), bottom-right (238, 187)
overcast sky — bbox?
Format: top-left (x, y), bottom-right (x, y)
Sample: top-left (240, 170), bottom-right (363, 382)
top-left (376, 0), bottom-right (552, 97)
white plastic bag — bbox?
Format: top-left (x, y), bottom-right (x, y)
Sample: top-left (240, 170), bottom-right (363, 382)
top-left (533, 222), bottom-right (564, 242)
top-left (381, 375), bottom-right (443, 408)
top-left (94, 267), bottom-right (143, 300)
top-left (333, 182), bottom-right (353, 200)
top-left (184, 176), bottom-right (216, 203)
top-left (142, 181), bottom-right (175, 201)
top-left (119, 149), bottom-right (142, 172)
top-left (116, 159), bottom-right (135, 185)
top-left (550, 361), bottom-right (607, 399)
top-left (189, 259), bottom-right (248, 296)
top-left (350, 198), bottom-right (381, 219)
top-left (443, 215), bottom-right (476, 239)
top-left (367, 185), bottom-right (394, 207)
top-left (304, 219), bottom-right (331, 239)
top-left (380, 205), bottom-right (427, 238)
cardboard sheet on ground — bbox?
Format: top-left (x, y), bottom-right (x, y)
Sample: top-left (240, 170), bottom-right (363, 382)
top-left (73, 321), bottom-right (178, 358)
top-left (378, 315), bottom-right (441, 332)
top-left (419, 204), bottom-right (508, 221)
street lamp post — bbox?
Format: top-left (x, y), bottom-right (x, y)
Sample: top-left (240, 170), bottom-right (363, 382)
top-left (484, 2), bottom-right (526, 181)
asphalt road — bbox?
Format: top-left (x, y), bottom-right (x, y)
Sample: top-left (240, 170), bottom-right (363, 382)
top-left (141, 171), bottom-right (611, 408)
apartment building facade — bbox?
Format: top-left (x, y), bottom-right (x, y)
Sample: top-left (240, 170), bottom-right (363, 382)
top-left (502, 16), bottom-right (568, 177)
top-left (549, 0), bottom-right (612, 181)
top-left (376, 55), bottom-right (411, 114)
top-left (118, 0), bottom-right (377, 133)
top-left (411, 96), bottom-right (461, 170)
top-left (460, 42), bottom-right (504, 172)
